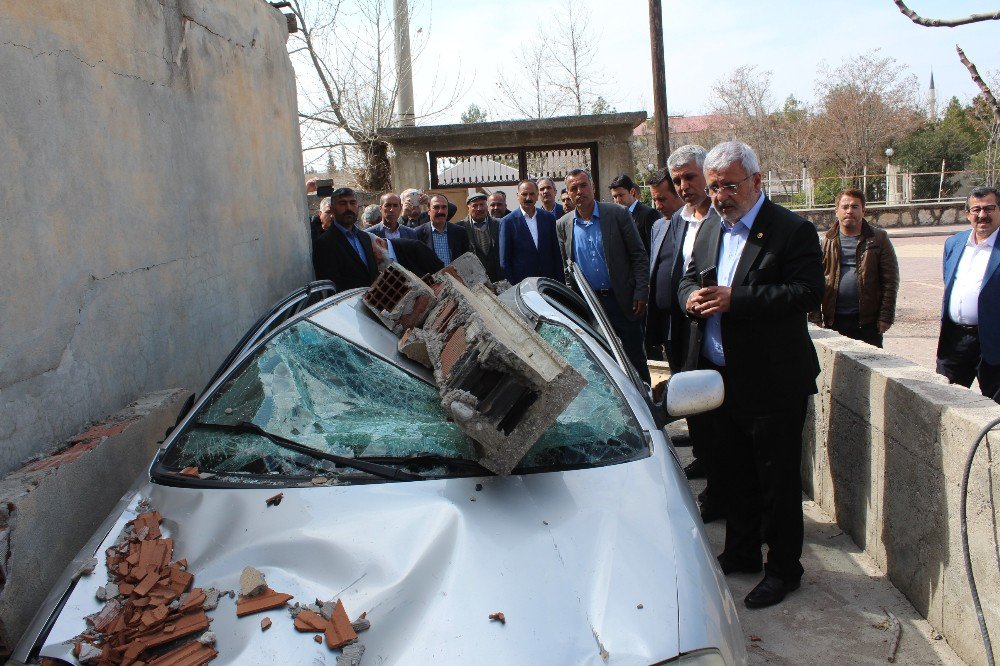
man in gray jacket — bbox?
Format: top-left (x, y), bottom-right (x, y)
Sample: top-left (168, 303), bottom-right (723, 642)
top-left (557, 168), bottom-right (651, 382)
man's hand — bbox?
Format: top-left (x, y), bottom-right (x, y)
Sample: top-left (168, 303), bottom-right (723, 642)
top-left (686, 286), bottom-right (732, 317)
top-left (878, 321), bottom-right (892, 335)
top-left (633, 299), bottom-right (647, 316)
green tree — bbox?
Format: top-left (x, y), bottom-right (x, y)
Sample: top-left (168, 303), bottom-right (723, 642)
top-left (460, 104), bottom-right (488, 124)
top-left (590, 96), bottom-right (616, 114)
top-left (895, 97), bottom-right (985, 197)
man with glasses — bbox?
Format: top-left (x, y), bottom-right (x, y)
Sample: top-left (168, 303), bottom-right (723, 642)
top-left (816, 188), bottom-right (899, 348)
top-left (677, 141), bottom-right (823, 609)
top-left (936, 186), bottom-right (1000, 402)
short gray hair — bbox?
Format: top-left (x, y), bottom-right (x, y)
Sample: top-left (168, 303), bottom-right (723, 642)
top-left (704, 141), bottom-right (761, 176)
top-left (966, 186), bottom-right (1000, 210)
top-left (667, 144), bottom-right (708, 171)
top-left (319, 196), bottom-right (332, 211)
top-left (362, 204), bottom-right (382, 226)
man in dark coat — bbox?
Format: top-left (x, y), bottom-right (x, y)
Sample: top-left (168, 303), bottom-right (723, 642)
top-left (609, 173), bottom-right (662, 252)
top-left (312, 188), bottom-right (379, 290)
top-left (415, 194), bottom-right (471, 265)
top-left (500, 180), bottom-right (565, 285)
top-left (459, 193), bottom-right (503, 282)
top-left (677, 141), bottom-right (823, 609)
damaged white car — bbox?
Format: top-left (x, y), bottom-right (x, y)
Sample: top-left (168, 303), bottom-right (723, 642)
top-left (13, 271), bottom-right (745, 665)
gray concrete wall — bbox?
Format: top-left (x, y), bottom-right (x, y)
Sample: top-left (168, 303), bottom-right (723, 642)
top-left (0, 1), bottom-right (312, 474)
top-left (805, 328), bottom-right (1000, 665)
top-left (796, 201), bottom-right (966, 230)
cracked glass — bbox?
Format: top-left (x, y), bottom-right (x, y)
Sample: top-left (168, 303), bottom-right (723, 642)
top-left (160, 318), bottom-right (645, 482)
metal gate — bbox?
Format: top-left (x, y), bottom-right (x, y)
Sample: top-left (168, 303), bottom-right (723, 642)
top-left (429, 143), bottom-right (599, 190)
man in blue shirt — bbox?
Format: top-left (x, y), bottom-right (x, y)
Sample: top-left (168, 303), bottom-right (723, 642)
top-left (677, 142), bottom-right (823, 610)
top-left (415, 194), bottom-right (471, 266)
top-left (312, 188), bottom-right (379, 290)
top-left (557, 169), bottom-right (650, 383)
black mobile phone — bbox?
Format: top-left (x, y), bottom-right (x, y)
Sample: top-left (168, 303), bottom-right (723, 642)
top-left (700, 265), bottom-right (718, 288)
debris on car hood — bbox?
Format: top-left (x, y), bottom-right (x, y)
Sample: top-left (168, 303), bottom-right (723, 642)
top-left (71, 508), bottom-right (218, 665)
top-left (363, 254), bottom-right (586, 474)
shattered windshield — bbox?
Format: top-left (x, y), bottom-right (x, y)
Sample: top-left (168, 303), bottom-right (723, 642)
top-left (159, 319), bottom-right (646, 482)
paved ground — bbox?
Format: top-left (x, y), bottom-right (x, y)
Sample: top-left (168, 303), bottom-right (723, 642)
top-left (666, 421), bottom-right (965, 665)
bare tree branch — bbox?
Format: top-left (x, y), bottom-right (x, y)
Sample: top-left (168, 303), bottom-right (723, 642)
top-left (957, 45), bottom-right (1000, 124)
top-left (892, 0), bottom-right (1000, 28)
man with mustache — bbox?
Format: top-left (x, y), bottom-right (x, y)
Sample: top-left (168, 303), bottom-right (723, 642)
top-left (677, 141), bottom-right (823, 609)
top-left (312, 187), bottom-right (379, 290)
top-left (415, 194), bottom-right (471, 266)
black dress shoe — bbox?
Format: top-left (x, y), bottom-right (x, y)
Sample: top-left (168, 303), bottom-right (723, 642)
top-left (684, 458), bottom-right (707, 479)
top-left (744, 574), bottom-right (800, 608)
top-left (716, 554), bottom-right (762, 575)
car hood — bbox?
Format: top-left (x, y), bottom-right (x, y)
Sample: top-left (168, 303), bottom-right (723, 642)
top-left (38, 445), bottom-right (737, 664)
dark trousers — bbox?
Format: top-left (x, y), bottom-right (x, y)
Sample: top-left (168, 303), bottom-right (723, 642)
top-left (597, 293), bottom-right (650, 384)
top-left (832, 313), bottom-right (883, 348)
top-left (937, 320), bottom-right (1000, 402)
top-left (711, 365), bottom-right (807, 583)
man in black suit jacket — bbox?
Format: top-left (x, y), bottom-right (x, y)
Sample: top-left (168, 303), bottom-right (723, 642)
top-left (610, 173), bottom-right (662, 252)
top-left (312, 188), bottom-right (379, 290)
top-left (677, 142), bottom-right (823, 609)
top-left (369, 235), bottom-right (444, 277)
top-left (415, 194), bottom-right (471, 265)
top-left (459, 193), bottom-right (503, 282)
top-left (558, 169), bottom-right (650, 383)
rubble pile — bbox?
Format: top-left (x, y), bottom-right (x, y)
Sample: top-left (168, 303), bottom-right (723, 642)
top-left (364, 253), bottom-right (586, 474)
top-left (73, 509), bottom-right (218, 665)
top-left (288, 596), bottom-right (370, 664)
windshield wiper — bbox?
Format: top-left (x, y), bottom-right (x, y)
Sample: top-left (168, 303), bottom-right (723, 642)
top-left (195, 421), bottom-right (422, 482)
top-left (355, 453), bottom-right (495, 476)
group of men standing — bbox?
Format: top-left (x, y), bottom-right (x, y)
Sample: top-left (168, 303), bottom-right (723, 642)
top-left (309, 138), bottom-right (1000, 611)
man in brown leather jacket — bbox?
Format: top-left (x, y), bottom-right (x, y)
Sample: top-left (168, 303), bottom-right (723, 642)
top-left (818, 188), bottom-right (900, 347)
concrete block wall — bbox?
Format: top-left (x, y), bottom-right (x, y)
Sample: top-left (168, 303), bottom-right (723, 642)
top-left (806, 328), bottom-right (1000, 665)
top-left (0, 0), bottom-right (312, 475)
top-left (797, 201), bottom-right (966, 231)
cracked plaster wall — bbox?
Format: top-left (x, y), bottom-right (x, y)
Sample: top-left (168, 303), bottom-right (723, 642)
top-left (0, 0), bottom-right (311, 474)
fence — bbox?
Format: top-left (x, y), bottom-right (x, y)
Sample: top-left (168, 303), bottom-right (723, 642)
top-left (764, 167), bottom-right (998, 210)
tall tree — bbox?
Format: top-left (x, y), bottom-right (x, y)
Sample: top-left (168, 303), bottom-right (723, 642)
top-left (495, 41), bottom-right (566, 119)
top-left (811, 50), bottom-right (922, 178)
top-left (460, 104), bottom-right (488, 124)
top-left (287, 0), bottom-right (463, 190)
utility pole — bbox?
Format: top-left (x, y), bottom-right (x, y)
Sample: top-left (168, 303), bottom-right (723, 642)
top-left (393, 0), bottom-right (415, 127)
top-left (647, 0), bottom-right (669, 166)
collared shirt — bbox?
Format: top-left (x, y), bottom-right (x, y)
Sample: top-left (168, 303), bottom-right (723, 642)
top-left (385, 238), bottom-right (398, 263)
top-left (679, 204), bottom-right (717, 271)
top-left (948, 227), bottom-right (998, 325)
top-left (431, 225), bottom-right (452, 265)
top-left (335, 221), bottom-right (368, 268)
top-left (520, 207), bottom-right (540, 248)
top-left (573, 202), bottom-right (612, 290)
top-left (702, 193), bottom-right (766, 366)
top-left (628, 200), bottom-right (639, 214)
top-left (382, 223), bottom-right (402, 240)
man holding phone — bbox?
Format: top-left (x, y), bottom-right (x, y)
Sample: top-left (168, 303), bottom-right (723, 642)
top-left (677, 141), bottom-right (823, 609)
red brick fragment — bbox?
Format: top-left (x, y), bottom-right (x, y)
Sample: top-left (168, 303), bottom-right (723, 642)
top-left (261, 616), bottom-right (272, 631)
top-left (134, 570), bottom-right (161, 597)
top-left (489, 611), bottom-right (506, 624)
top-left (293, 609), bottom-right (327, 632)
top-left (235, 587), bottom-right (294, 617)
top-left (145, 638), bottom-right (218, 665)
top-left (265, 492), bottom-right (283, 507)
top-left (313, 634), bottom-right (323, 643)
top-left (325, 599), bottom-right (358, 649)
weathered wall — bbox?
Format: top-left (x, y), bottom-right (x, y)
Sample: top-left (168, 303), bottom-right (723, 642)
top-left (805, 328), bottom-right (1000, 665)
top-left (796, 201), bottom-right (966, 230)
top-left (0, 1), bottom-right (312, 474)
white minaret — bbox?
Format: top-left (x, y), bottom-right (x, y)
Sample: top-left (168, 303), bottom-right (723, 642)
top-left (928, 71), bottom-right (937, 121)
top-left (393, 0), bottom-right (415, 127)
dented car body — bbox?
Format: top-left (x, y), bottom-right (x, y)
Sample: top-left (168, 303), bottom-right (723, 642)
top-left (15, 277), bottom-right (746, 665)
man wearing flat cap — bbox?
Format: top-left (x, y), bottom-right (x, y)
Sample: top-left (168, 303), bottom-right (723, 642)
top-left (312, 187), bottom-right (379, 290)
top-left (459, 193), bottom-right (503, 281)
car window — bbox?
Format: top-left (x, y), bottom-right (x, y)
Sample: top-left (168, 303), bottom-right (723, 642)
top-left (159, 319), bottom-right (646, 482)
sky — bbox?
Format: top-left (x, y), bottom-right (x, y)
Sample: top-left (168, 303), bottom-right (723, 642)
top-left (402, 0), bottom-right (1000, 121)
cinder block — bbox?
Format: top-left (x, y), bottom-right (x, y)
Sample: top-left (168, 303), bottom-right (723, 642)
top-left (421, 275), bottom-right (585, 475)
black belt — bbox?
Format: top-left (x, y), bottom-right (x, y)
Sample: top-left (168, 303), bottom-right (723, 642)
top-left (948, 320), bottom-right (979, 333)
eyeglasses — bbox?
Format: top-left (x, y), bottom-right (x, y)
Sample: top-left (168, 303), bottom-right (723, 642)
top-left (705, 175), bottom-right (751, 196)
top-left (968, 205), bottom-right (998, 215)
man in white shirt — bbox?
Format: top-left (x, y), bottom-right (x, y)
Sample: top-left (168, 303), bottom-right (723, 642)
top-left (936, 186), bottom-right (1000, 402)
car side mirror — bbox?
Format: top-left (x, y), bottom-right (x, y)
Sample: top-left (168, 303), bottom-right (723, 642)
top-left (664, 370), bottom-right (724, 417)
